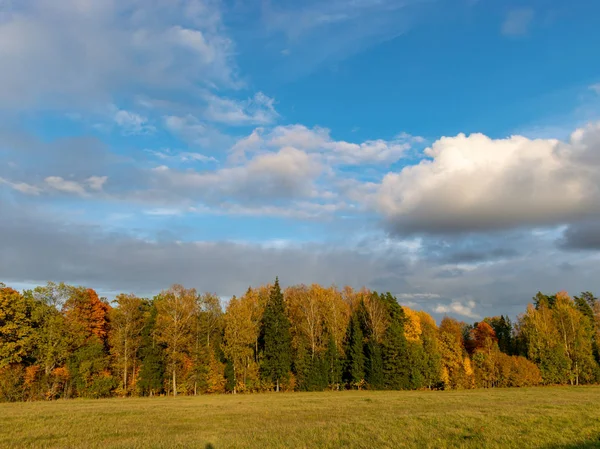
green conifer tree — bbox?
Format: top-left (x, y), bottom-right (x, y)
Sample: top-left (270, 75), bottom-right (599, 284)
top-left (325, 335), bottom-right (342, 389)
top-left (343, 312), bottom-right (365, 388)
top-left (380, 292), bottom-right (410, 390)
top-left (259, 277), bottom-right (292, 391)
top-left (365, 340), bottom-right (383, 388)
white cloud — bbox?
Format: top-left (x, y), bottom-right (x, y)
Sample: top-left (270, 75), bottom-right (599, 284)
top-left (0, 0), bottom-right (238, 109)
top-left (377, 121), bottom-right (600, 234)
top-left (153, 146), bottom-right (322, 203)
top-left (0, 177), bottom-right (42, 195)
top-left (163, 114), bottom-right (233, 149)
top-left (113, 109), bottom-right (155, 135)
top-left (144, 208), bottom-right (183, 216)
top-left (45, 176), bottom-right (89, 196)
top-left (231, 124), bottom-right (417, 165)
top-left (590, 84), bottom-right (600, 95)
top-left (433, 300), bottom-right (479, 319)
top-left (204, 92), bottom-right (278, 125)
top-left (43, 175), bottom-right (107, 196)
top-left (501, 8), bottom-right (534, 37)
top-left (146, 149), bottom-right (218, 164)
top-left (87, 176), bottom-right (108, 191)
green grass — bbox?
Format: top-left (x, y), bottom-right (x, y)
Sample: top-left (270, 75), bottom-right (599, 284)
top-left (2, 387), bottom-right (600, 448)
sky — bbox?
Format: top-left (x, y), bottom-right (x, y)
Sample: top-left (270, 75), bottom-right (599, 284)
top-left (1, 0), bottom-right (600, 321)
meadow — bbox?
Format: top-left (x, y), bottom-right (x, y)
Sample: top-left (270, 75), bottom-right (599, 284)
top-left (1, 387), bottom-right (600, 448)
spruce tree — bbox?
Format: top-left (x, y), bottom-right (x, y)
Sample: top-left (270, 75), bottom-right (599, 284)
top-left (259, 277), bottom-right (292, 391)
top-left (344, 312), bottom-right (365, 388)
top-left (380, 292), bottom-right (410, 390)
top-left (365, 340), bottom-right (383, 388)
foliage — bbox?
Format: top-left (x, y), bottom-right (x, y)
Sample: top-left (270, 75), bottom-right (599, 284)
top-left (0, 279), bottom-right (598, 402)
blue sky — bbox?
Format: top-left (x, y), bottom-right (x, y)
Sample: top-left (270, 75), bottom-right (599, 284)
top-left (1, 0), bottom-right (600, 320)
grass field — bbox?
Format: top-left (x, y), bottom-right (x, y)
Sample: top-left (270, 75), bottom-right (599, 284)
top-left (2, 387), bottom-right (600, 448)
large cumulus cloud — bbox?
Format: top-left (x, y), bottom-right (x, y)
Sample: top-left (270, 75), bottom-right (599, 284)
top-left (377, 122), bottom-right (600, 235)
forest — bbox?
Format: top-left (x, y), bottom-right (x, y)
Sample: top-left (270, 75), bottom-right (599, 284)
top-left (1, 279), bottom-right (599, 402)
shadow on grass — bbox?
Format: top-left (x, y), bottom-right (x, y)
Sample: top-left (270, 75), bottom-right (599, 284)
top-left (205, 445), bottom-right (215, 449)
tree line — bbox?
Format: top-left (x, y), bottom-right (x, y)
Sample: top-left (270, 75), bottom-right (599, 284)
top-left (1, 279), bottom-right (599, 401)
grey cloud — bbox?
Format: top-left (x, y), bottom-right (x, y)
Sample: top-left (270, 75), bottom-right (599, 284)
top-left (560, 219), bottom-right (600, 250)
top-left (2, 198), bottom-right (599, 321)
top-left (421, 233), bottom-right (524, 265)
top-left (0, 0), bottom-right (237, 110)
top-left (0, 198), bottom-right (397, 296)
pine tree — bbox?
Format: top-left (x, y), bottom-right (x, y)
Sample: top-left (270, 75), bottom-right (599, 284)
top-left (343, 312), bottom-right (365, 388)
top-left (259, 277), bottom-right (292, 392)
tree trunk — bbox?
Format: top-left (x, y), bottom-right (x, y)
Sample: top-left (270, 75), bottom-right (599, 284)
top-left (124, 340), bottom-right (128, 393)
top-left (173, 369), bottom-right (177, 396)
top-left (233, 364), bottom-right (237, 394)
top-left (276, 378), bottom-right (279, 392)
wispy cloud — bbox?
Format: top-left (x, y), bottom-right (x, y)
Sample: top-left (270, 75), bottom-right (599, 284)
top-left (204, 92), bottom-right (278, 125)
top-left (254, 0), bottom-right (432, 79)
top-left (146, 149), bottom-right (218, 164)
top-left (0, 177), bottom-right (42, 195)
top-left (113, 109), bottom-right (155, 135)
top-left (501, 8), bottom-right (534, 37)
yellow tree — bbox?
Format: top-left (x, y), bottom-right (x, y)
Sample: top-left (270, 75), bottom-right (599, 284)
top-left (416, 311), bottom-right (442, 388)
top-left (322, 286), bottom-right (351, 354)
top-left (341, 286), bottom-right (370, 313)
top-left (286, 284), bottom-right (326, 359)
top-left (108, 294), bottom-right (147, 394)
top-left (362, 292), bottom-right (389, 344)
top-left (0, 286), bottom-right (34, 368)
top-left (403, 308), bottom-right (422, 343)
top-left (154, 285), bottom-right (198, 396)
top-left (553, 291), bottom-right (597, 385)
top-left (439, 317), bottom-right (472, 389)
top-left (248, 286), bottom-right (269, 363)
top-left (519, 297), bottom-right (571, 384)
top-left (223, 296), bottom-right (255, 393)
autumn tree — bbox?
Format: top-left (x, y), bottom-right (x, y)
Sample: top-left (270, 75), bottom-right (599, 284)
top-left (485, 316), bottom-right (513, 355)
top-left (518, 298), bottom-right (570, 384)
top-left (109, 294), bottom-right (148, 394)
top-left (0, 286), bottom-right (35, 368)
top-left (416, 311), bottom-right (442, 389)
top-left (439, 317), bottom-right (473, 389)
top-left (223, 296), bottom-right (255, 393)
top-left (259, 278), bottom-right (292, 392)
top-left (552, 291), bottom-right (598, 384)
top-left (154, 285), bottom-right (198, 396)
top-left (63, 287), bottom-right (111, 346)
top-left (28, 283), bottom-right (72, 379)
